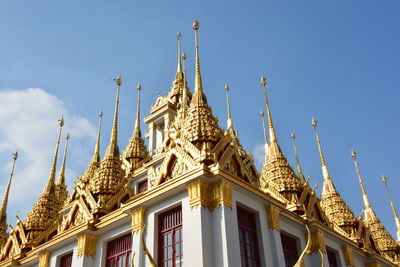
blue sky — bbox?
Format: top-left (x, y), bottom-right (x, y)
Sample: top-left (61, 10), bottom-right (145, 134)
top-left (1, 1), bottom-right (399, 238)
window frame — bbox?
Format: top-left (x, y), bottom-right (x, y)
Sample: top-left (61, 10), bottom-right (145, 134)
top-left (236, 205), bottom-right (261, 267)
top-left (326, 246), bottom-right (341, 267)
top-left (58, 251), bottom-right (73, 267)
top-left (280, 231), bottom-right (300, 267)
top-left (158, 205), bottom-right (183, 267)
top-left (105, 232), bottom-right (133, 267)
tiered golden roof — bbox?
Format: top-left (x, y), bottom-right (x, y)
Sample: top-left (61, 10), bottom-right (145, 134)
top-left (89, 77), bottom-right (125, 211)
top-left (311, 119), bottom-right (359, 241)
top-left (181, 21), bottom-right (223, 153)
top-left (0, 151), bottom-right (17, 247)
top-left (25, 119), bottom-right (64, 240)
top-left (259, 77), bottom-right (303, 210)
top-left (124, 84), bottom-right (149, 170)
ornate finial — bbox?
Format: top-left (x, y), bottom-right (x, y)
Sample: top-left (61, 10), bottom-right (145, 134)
top-left (0, 151), bottom-right (18, 227)
top-left (351, 150), bottom-right (375, 220)
top-left (177, 32), bottom-right (182, 73)
top-left (193, 20), bottom-right (203, 95)
top-left (134, 83), bottom-right (142, 138)
top-left (260, 110), bottom-right (269, 150)
top-left (92, 110), bottom-right (103, 163)
top-left (181, 53), bottom-right (188, 109)
top-left (260, 76), bottom-right (277, 143)
top-left (45, 118), bottom-right (64, 194)
top-left (311, 117), bottom-right (328, 170)
top-left (225, 84), bottom-right (234, 133)
top-left (57, 133), bottom-right (70, 185)
top-left (381, 175), bottom-right (400, 241)
top-left (291, 132), bottom-right (305, 180)
top-left (106, 77), bottom-right (121, 157)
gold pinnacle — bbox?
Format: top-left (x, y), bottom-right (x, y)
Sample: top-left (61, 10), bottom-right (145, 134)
top-left (260, 110), bottom-right (264, 117)
top-left (177, 31), bottom-right (181, 40)
top-left (99, 110), bottom-right (103, 117)
top-left (225, 84), bottom-right (229, 92)
top-left (193, 20), bottom-right (199, 30)
top-left (137, 83), bottom-right (142, 91)
top-left (311, 117), bottom-right (317, 128)
top-left (291, 132), bottom-right (295, 139)
top-left (261, 76), bottom-right (266, 87)
top-left (182, 53), bottom-right (187, 61)
top-left (114, 76), bottom-right (122, 86)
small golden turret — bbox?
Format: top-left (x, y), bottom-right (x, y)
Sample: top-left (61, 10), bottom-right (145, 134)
top-left (55, 134), bottom-right (69, 207)
top-left (351, 150), bottom-right (376, 221)
top-left (382, 176), bottom-right (400, 241)
top-left (182, 20), bottom-right (223, 152)
top-left (0, 151), bottom-right (18, 247)
top-left (124, 83), bottom-right (149, 169)
top-left (259, 76), bottom-right (302, 210)
top-left (290, 133), bottom-right (305, 181)
top-left (311, 118), bottom-right (358, 240)
top-left (89, 77), bottom-right (125, 211)
top-left (224, 84), bottom-right (235, 136)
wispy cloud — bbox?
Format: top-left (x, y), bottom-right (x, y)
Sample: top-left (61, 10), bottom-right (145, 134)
top-left (0, 88), bottom-right (96, 222)
top-left (253, 143), bottom-right (266, 170)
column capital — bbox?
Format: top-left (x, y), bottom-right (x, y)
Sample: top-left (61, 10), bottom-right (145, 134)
top-left (265, 205), bottom-right (281, 230)
top-left (131, 208), bottom-right (146, 234)
top-left (38, 251), bottom-right (51, 267)
top-left (342, 245), bottom-right (355, 266)
top-left (77, 234), bottom-right (97, 258)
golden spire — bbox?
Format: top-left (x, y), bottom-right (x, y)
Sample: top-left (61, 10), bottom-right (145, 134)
top-left (57, 134), bottom-right (69, 185)
top-left (181, 52), bottom-right (188, 110)
top-left (351, 149), bottom-right (376, 221)
top-left (260, 77), bottom-right (277, 143)
top-left (105, 77), bottom-right (121, 157)
top-left (177, 32), bottom-right (182, 73)
top-left (382, 175), bottom-right (400, 241)
top-left (225, 84), bottom-right (234, 134)
top-left (0, 151), bottom-right (18, 227)
top-left (124, 83), bottom-right (149, 168)
top-left (93, 110), bottom-right (103, 163)
top-left (44, 118), bottom-right (64, 195)
top-left (193, 20), bottom-right (203, 95)
top-left (311, 118), bottom-right (331, 181)
top-left (291, 133), bottom-right (305, 180)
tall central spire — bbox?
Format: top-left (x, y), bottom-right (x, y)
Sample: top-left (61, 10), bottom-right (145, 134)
top-left (291, 133), bottom-right (305, 181)
top-left (193, 20), bottom-right (203, 94)
top-left (57, 134), bottom-right (69, 185)
top-left (44, 118), bottom-right (64, 195)
top-left (311, 118), bottom-right (331, 184)
top-left (0, 151), bottom-right (18, 226)
top-left (105, 77), bottom-right (121, 157)
top-left (351, 150), bottom-right (376, 221)
top-left (134, 84), bottom-right (142, 138)
top-left (382, 176), bottom-right (400, 241)
top-left (93, 110), bottom-right (103, 163)
top-left (225, 84), bottom-right (234, 134)
top-left (260, 77), bottom-right (277, 143)
top-left (177, 32), bottom-right (182, 74)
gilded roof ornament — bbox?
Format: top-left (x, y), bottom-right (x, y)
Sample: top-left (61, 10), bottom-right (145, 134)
top-left (382, 175), bottom-right (400, 241)
top-left (55, 134), bottom-right (69, 206)
top-left (124, 83), bottom-right (149, 169)
top-left (225, 83), bottom-right (234, 135)
top-left (291, 133), bottom-right (305, 181)
top-left (0, 151), bottom-right (18, 246)
top-left (260, 76), bottom-right (277, 143)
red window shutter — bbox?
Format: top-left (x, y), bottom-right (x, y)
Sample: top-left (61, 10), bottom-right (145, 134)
top-left (60, 252), bottom-right (73, 267)
top-left (280, 232), bottom-right (299, 267)
top-left (237, 206), bottom-right (261, 267)
top-left (106, 233), bottom-right (133, 267)
top-left (138, 179), bottom-right (148, 193)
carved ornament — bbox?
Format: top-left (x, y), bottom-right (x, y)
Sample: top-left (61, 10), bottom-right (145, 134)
top-left (77, 234), bottom-right (97, 258)
top-left (306, 230), bottom-right (326, 254)
top-left (342, 246), bottom-right (355, 266)
top-left (38, 251), bottom-right (51, 267)
top-left (187, 180), bottom-right (233, 211)
top-left (265, 205), bottom-right (280, 230)
top-left (131, 208), bottom-right (146, 234)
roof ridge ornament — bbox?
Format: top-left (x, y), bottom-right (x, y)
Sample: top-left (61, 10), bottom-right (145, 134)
top-left (105, 76), bottom-right (121, 157)
top-left (260, 77), bottom-right (277, 143)
top-left (225, 84), bottom-right (234, 135)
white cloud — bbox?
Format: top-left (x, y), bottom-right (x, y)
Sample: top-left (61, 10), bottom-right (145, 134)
top-left (253, 143), bottom-right (266, 170)
top-left (0, 88), bottom-right (96, 222)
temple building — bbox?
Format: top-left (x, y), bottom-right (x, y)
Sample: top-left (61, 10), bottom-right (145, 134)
top-left (0, 20), bottom-right (399, 267)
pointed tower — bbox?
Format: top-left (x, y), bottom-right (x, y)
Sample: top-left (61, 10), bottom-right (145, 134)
top-left (260, 110), bottom-right (269, 155)
top-left (0, 151), bottom-right (18, 247)
top-left (55, 134), bottom-right (69, 207)
top-left (352, 150), bottom-right (399, 260)
top-left (89, 77), bottom-right (125, 211)
top-left (182, 20), bottom-right (223, 153)
top-left (259, 77), bottom-right (302, 210)
top-left (82, 110), bottom-right (103, 184)
top-left (25, 118), bottom-right (64, 239)
top-left (382, 176), bottom-right (400, 242)
top-left (290, 133), bottom-right (305, 181)
top-left (167, 32), bottom-right (186, 106)
top-left (225, 84), bottom-right (235, 136)
top-left (124, 83), bottom-right (149, 169)
top-left (311, 119), bottom-right (358, 240)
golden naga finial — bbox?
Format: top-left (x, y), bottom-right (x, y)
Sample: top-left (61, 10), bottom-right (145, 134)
top-left (351, 149), bottom-right (375, 221)
top-left (225, 84), bottom-right (234, 134)
top-left (291, 132), bottom-right (305, 181)
top-left (0, 151), bottom-right (18, 227)
top-left (106, 77), bottom-right (121, 157)
top-left (45, 118), bottom-right (64, 195)
top-left (260, 76), bottom-right (277, 143)
top-left (382, 175), bottom-right (400, 241)
top-left (293, 224), bottom-right (312, 267)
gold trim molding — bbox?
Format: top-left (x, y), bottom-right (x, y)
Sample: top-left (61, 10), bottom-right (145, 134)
top-left (38, 251), bottom-right (51, 267)
top-left (77, 234), bottom-right (97, 258)
top-left (342, 246), bottom-right (355, 266)
top-left (307, 230), bottom-right (326, 254)
top-left (366, 262), bottom-right (382, 267)
top-left (187, 180), bottom-right (233, 210)
top-left (131, 208), bottom-right (146, 234)
top-left (265, 205), bottom-right (281, 230)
